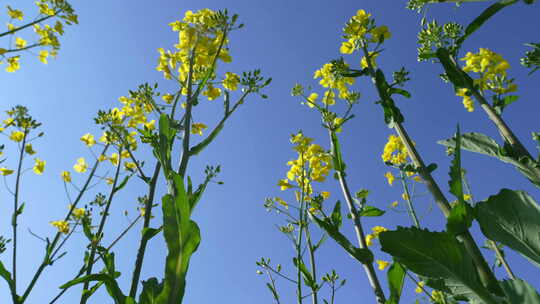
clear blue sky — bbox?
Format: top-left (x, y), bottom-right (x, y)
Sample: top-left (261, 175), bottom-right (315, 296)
top-left (0, 1), bottom-right (539, 303)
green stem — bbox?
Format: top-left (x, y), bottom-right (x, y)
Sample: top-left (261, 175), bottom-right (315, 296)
top-left (128, 162), bottom-right (161, 298)
top-left (304, 219), bottom-right (318, 304)
top-left (11, 131), bottom-right (28, 303)
top-left (80, 147), bottom-right (123, 304)
top-left (399, 171), bottom-right (421, 228)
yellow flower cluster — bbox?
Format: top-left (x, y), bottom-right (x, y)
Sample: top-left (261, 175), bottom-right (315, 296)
top-left (461, 48), bottom-right (517, 94)
top-left (50, 220), bottom-right (69, 234)
top-left (313, 63), bottom-right (355, 106)
top-left (191, 122), bottom-right (208, 136)
top-left (340, 10), bottom-right (391, 55)
top-left (157, 9), bottom-right (234, 101)
top-left (33, 158), bottom-right (46, 175)
top-left (455, 88), bottom-right (474, 112)
top-left (381, 134), bottom-right (409, 165)
top-left (280, 132), bottom-right (333, 199)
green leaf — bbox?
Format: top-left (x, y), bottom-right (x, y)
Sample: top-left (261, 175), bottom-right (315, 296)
top-left (385, 261), bottom-right (405, 304)
top-left (389, 88), bottom-right (411, 98)
top-left (456, 0), bottom-right (518, 47)
top-left (293, 257), bottom-right (315, 288)
top-left (446, 127), bottom-right (474, 235)
top-left (379, 227), bottom-right (497, 303)
top-left (310, 215), bottom-right (373, 264)
top-left (501, 279), bottom-right (540, 303)
top-left (157, 114), bottom-right (174, 175)
top-left (60, 274), bottom-right (126, 304)
top-left (359, 205), bottom-right (386, 217)
top-left (330, 200), bottom-right (342, 228)
top-left (139, 278), bottom-right (163, 304)
top-left (141, 227), bottom-right (162, 243)
top-left (156, 172), bottom-right (201, 304)
top-left (0, 261), bottom-right (16, 296)
top-left (113, 175), bottom-right (131, 193)
top-left (439, 132), bottom-right (540, 188)
top-left (330, 132), bottom-right (345, 173)
top-left (475, 189), bottom-right (540, 267)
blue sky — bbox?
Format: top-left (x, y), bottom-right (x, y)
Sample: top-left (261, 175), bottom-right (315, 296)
top-left (0, 0), bottom-right (539, 303)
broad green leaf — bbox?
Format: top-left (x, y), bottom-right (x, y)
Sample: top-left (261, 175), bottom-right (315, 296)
top-left (139, 278), bottom-right (163, 304)
top-left (439, 132), bottom-right (540, 188)
top-left (475, 189), bottom-right (540, 267)
top-left (501, 279), bottom-right (540, 303)
top-left (385, 261), bottom-right (405, 304)
top-left (379, 227), bottom-right (497, 303)
top-left (311, 215), bottom-right (373, 264)
top-left (330, 200), bottom-right (342, 228)
top-left (293, 257), bottom-right (315, 288)
top-left (141, 227), bottom-right (162, 243)
top-left (156, 172), bottom-right (201, 304)
top-left (330, 132), bottom-right (345, 173)
top-left (456, 0), bottom-right (518, 47)
top-left (359, 205), bottom-right (386, 217)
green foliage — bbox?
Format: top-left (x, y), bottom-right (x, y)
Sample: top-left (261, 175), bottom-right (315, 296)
top-left (379, 227), bottom-right (498, 303)
top-left (501, 279), bottom-right (540, 303)
top-left (475, 189), bottom-right (540, 267)
top-left (156, 172), bottom-right (201, 304)
top-left (521, 43), bottom-right (540, 74)
top-left (385, 261), bottom-right (405, 304)
top-left (439, 132), bottom-right (540, 188)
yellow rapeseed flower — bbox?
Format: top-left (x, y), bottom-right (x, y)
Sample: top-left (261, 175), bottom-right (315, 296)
top-left (10, 130), bottom-right (24, 142)
top-left (33, 158), bottom-right (46, 175)
top-left (15, 37), bottom-right (27, 49)
top-left (384, 172), bottom-right (395, 186)
top-left (50, 220), bottom-right (69, 234)
top-left (191, 122), bottom-right (207, 136)
top-left (223, 72), bottom-right (240, 91)
top-left (6, 56), bottom-right (20, 72)
top-left (39, 50), bottom-right (49, 64)
top-left (61, 170), bottom-right (71, 182)
top-left (321, 191), bottom-right (330, 200)
top-left (0, 167), bottom-right (14, 176)
top-left (7, 6), bottom-right (23, 20)
top-left (73, 157), bottom-right (88, 173)
top-left (415, 281), bottom-right (425, 294)
top-left (80, 133), bottom-right (96, 147)
top-left (25, 143), bottom-right (36, 155)
top-left (162, 93), bottom-right (174, 104)
top-left (376, 260), bottom-right (390, 271)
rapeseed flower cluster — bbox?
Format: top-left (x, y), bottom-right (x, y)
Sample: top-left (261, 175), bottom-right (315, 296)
top-left (156, 9), bottom-right (240, 102)
top-left (313, 63), bottom-right (356, 106)
top-left (458, 48), bottom-right (517, 112)
top-left (279, 132), bottom-right (333, 202)
top-left (2, 1), bottom-right (78, 72)
top-left (381, 134), bottom-right (409, 165)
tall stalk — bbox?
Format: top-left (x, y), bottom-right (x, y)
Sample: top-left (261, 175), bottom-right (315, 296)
top-left (361, 46), bottom-right (502, 294)
top-left (329, 131), bottom-right (386, 304)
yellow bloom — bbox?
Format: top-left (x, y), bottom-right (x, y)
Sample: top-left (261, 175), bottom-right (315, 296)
top-left (9, 131), bottom-right (24, 142)
top-left (278, 179), bottom-right (294, 191)
top-left (25, 143), bottom-right (36, 155)
top-left (6, 56), bottom-right (21, 72)
top-left (384, 172), bottom-right (395, 186)
top-left (361, 52), bottom-right (379, 69)
top-left (391, 201), bottom-right (398, 208)
top-left (0, 167), bottom-right (14, 176)
top-left (3, 117), bottom-right (14, 127)
top-left (415, 281), bottom-right (425, 294)
top-left (365, 234), bottom-right (375, 246)
top-left (223, 72), bottom-right (240, 91)
top-left (306, 93), bottom-right (318, 108)
top-left (321, 191), bottom-right (330, 199)
top-left (145, 119), bottom-right (156, 130)
top-left (413, 175), bottom-right (422, 182)
top-left (203, 84), bottom-right (222, 100)
top-left (98, 154), bottom-right (107, 162)
top-left (15, 37), bottom-right (27, 49)
top-left (372, 226), bottom-right (388, 236)
top-left (162, 93), bottom-right (174, 104)
top-left (109, 153), bottom-right (119, 166)
top-left (7, 6), bottom-right (24, 20)
top-left (191, 122), bottom-right (207, 136)
top-left (376, 260), bottom-right (390, 271)
top-left (61, 170), bottom-right (71, 182)
top-left (105, 177), bottom-right (114, 185)
top-left (120, 150), bottom-right (130, 159)
top-left (80, 133), bottom-right (96, 147)
top-left (73, 157), bottom-right (88, 173)
top-left (333, 117), bottom-right (344, 133)
top-left (340, 41), bottom-right (355, 54)
top-left (33, 158), bottom-right (46, 175)
top-left (39, 50), bottom-right (49, 64)
top-left (463, 194), bottom-right (472, 201)
top-left (50, 220), bottom-right (69, 234)
top-left (402, 192), bottom-right (410, 201)
top-left (72, 206), bottom-right (85, 219)
top-left (124, 161), bottom-right (137, 171)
